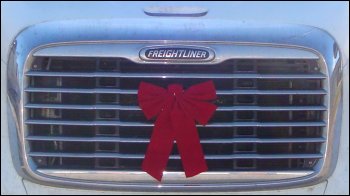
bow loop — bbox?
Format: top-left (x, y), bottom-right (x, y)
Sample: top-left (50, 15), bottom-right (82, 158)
top-left (181, 98), bottom-right (217, 125)
top-left (181, 81), bottom-right (217, 125)
top-left (138, 82), bottom-right (168, 119)
top-left (185, 80), bottom-right (217, 101)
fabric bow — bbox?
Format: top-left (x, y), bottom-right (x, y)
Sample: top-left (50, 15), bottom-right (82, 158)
top-left (138, 80), bottom-right (217, 181)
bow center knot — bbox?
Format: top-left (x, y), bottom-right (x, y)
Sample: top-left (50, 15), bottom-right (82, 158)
top-left (167, 84), bottom-right (183, 97)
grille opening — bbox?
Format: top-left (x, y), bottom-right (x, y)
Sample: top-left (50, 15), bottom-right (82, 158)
top-left (236, 111), bottom-right (256, 121)
top-left (63, 142), bottom-right (94, 153)
top-left (235, 64), bottom-right (255, 72)
top-left (98, 78), bottom-right (118, 87)
top-left (30, 141), bottom-right (56, 152)
top-left (31, 92), bottom-right (62, 104)
top-left (121, 78), bottom-right (235, 90)
top-left (31, 156), bottom-right (319, 171)
top-left (31, 58), bottom-right (50, 71)
top-left (29, 140), bottom-right (321, 155)
top-left (258, 79), bottom-right (322, 90)
top-left (235, 159), bottom-right (256, 169)
top-left (31, 58), bottom-right (318, 74)
top-left (235, 79), bottom-right (256, 88)
top-left (98, 59), bottom-right (119, 71)
top-left (119, 94), bottom-right (138, 106)
top-left (31, 76), bottom-right (62, 88)
top-left (98, 94), bottom-right (118, 103)
top-left (234, 144), bottom-right (256, 152)
top-left (97, 110), bottom-right (118, 120)
top-left (97, 158), bottom-right (117, 168)
top-left (202, 144), bottom-right (234, 154)
top-left (258, 95), bottom-right (324, 106)
top-left (119, 60), bottom-right (235, 74)
top-left (26, 57), bottom-right (326, 173)
top-left (62, 110), bottom-right (94, 121)
top-left (62, 77), bottom-right (95, 88)
top-left (49, 58), bottom-right (96, 72)
top-left (31, 108), bottom-right (61, 119)
top-left (109, 94), bottom-right (324, 107)
top-left (256, 60), bottom-right (313, 74)
top-left (235, 95), bottom-right (256, 104)
top-left (257, 127), bottom-right (323, 138)
top-left (292, 95), bottom-right (324, 106)
top-left (257, 159), bottom-right (290, 170)
top-left (61, 158), bottom-right (95, 169)
top-left (31, 93), bottom-right (97, 105)
top-left (33, 157), bottom-right (50, 168)
top-left (62, 126), bottom-right (95, 137)
top-left (210, 95), bottom-right (234, 106)
top-left (97, 143), bottom-right (117, 152)
top-left (198, 127), bottom-right (234, 139)
top-left (29, 109), bottom-right (322, 123)
top-left (29, 125), bottom-right (322, 139)
top-left (97, 126), bottom-right (119, 136)
top-left (234, 127), bottom-right (257, 137)
top-left (29, 76), bottom-right (324, 91)
top-left (63, 93), bottom-right (96, 105)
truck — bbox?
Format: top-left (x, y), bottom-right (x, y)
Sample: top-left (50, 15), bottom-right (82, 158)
top-left (1, 1), bottom-right (349, 194)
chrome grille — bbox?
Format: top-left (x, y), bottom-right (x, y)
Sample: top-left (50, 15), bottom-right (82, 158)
top-left (24, 57), bottom-right (326, 172)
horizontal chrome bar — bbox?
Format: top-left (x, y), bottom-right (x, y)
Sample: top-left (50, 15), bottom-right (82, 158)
top-left (25, 119), bottom-right (327, 127)
top-left (25, 71), bottom-right (327, 79)
top-left (26, 136), bottom-right (326, 144)
top-left (28, 152), bottom-right (323, 159)
top-left (25, 104), bottom-right (140, 110)
top-left (24, 103), bottom-right (327, 111)
top-left (36, 169), bottom-right (315, 183)
top-left (24, 87), bottom-right (327, 95)
top-left (25, 87), bottom-right (136, 94)
top-left (32, 42), bottom-right (320, 61)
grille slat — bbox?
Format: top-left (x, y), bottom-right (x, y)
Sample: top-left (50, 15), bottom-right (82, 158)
top-left (25, 119), bottom-right (327, 127)
top-left (25, 103), bottom-right (327, 111)
top-left (28, 152), bottom-right (324, 160)
top-left (26, 71), bottom-right (327, 79)
top-left (25, 57), bottom-right (326, 173)
top-left (25, 87), bottom-right (327, 95)
top-left (26, 136), bottom-right (326, 144)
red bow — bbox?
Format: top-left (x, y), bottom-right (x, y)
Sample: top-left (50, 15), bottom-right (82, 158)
top-left (138, 80), bottom-right (217, 181)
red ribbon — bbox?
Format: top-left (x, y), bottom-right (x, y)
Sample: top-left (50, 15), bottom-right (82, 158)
top-left (138, 80), bottom-right (217, 181)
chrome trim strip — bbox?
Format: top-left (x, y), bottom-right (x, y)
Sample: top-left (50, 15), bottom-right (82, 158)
top-left (25, 71), bottom-right (327, 79)
top-left (28, 152), bottom-right (324, 160)
top-left (24, 103), bottom-right (327, 111)
top-left (25, 136), bottom-right (326, 144)
top-left (24, 87), bottom-right (327, 95)
top-left (33, 43), bottom-right (319, 63)
top-left (38, 169), bottom-right (314, 183)
top-left (6, 19), bottom-right (342, 191)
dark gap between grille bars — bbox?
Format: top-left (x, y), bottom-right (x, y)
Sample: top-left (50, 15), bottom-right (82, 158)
top-left (25, 57), bottom-right (326, 171)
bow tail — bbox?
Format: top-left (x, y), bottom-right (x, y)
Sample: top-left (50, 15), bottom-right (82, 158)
top-left (171, 103), bottom-right (208, 177)
top-left (142, 111), bottom-right (174, 181)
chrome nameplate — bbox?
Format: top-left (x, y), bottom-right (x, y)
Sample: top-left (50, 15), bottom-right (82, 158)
top-left (140, 46), bottom-right (215, 62)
